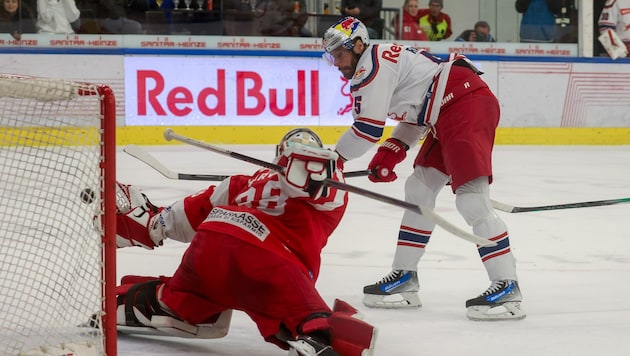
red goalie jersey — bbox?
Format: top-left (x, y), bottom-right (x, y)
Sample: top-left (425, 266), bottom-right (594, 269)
top-left (141, 166), bottom-right (351, 345)
top-left (163, 166), bottom-right (348, 281)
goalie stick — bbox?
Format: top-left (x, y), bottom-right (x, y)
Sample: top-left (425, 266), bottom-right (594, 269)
top-left (124, 144), bottom-right (372, 181)
top-left (163, 128), bottom-right (495, 247)
top-left (490, 197), bottom-right (630, 213)
top-left (123, 144), bottom-right (229, 181)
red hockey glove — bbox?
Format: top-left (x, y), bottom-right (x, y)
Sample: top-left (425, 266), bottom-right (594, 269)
top-left (114, 182), bottom-right (163, 249)
top-left (367, 138), bottom-right (408, 183)
top-left (116, 205), bottom-right (161, 250)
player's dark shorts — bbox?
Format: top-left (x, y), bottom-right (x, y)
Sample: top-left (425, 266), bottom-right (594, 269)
top-left (414, 66), bottom-right (500, 192)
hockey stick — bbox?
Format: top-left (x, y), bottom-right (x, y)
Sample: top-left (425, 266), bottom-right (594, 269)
top-left (123, 144), bottom-right (229, 181)
top-left (322, 179), bottom-right (494, 246)
top-left (490, 197), bottom-right (630, 213)
top-left (125, 142), bottom-right (371, 181)
top-left (163, 128), bottom-right (495, 247)
top-left (164, 128), bottom-right (284, 171)
top-left (340, 168), bottom-right (630, 213)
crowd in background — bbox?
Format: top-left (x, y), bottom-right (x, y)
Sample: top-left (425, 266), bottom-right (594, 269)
top-left (0, 0), bottom-right (624, 58)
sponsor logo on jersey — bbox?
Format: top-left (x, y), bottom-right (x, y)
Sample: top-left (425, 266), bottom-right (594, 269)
top-left (206, 207), bottom-right (270, 241)
top-left (353, 67), bottom-right (367, 80)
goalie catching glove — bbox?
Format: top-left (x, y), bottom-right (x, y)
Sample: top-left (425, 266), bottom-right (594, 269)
top-left (367, 138), bottom-right (408, 183)
top-left (277, 142), bottom-right (339, 200)
top-left (115, 182), bottom-right (165, 249)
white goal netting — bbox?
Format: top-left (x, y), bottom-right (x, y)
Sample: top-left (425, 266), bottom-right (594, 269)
top-left (0, 75), bottom-right (116, 355)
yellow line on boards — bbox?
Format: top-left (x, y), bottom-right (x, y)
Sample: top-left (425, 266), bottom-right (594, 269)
top-left (116, 126), bottom-right (630, 146)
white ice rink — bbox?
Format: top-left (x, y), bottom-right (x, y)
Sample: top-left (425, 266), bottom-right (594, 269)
top-left (115, 143), bottom-right (630, 356)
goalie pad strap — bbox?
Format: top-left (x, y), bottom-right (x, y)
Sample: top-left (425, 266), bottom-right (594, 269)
top-left (124, 280), bottom-right (162, 327)
top-left (298, 311), bottom-right (332, 335)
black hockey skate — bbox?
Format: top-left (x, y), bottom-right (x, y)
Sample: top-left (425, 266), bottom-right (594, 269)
top-left (465, 280), bottom-right (526, 321)
top-left (362, 270), bottom-right (421, 308)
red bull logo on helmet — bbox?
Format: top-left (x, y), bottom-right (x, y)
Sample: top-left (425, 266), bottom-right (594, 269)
top-left (334, 17), bottom-right (361, 36)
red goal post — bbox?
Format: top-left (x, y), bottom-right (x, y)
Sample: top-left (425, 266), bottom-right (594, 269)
top-left (0, 74), bottom-right (117, 355)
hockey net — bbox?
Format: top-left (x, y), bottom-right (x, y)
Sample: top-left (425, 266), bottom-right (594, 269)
top-left (0, 74), bottom-right (117, 355)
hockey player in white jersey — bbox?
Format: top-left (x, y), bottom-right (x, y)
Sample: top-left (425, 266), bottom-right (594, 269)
top-left (323, 16), bottom-right (525, 321)
top-left (598, 0), bottom-right (630, 58)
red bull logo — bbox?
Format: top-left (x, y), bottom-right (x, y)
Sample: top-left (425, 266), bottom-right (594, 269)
top-left (135, 69), bottom-right (321, 117)
top-left (334, 17), bottom-right (360, 36)
top-left (353, 67), bottom-right (367, 80)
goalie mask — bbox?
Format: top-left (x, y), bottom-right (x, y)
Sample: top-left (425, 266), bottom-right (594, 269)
top-left (276, 128), bottom-right (336, 200)
top-left (275, 128), bottom-right (324, 159)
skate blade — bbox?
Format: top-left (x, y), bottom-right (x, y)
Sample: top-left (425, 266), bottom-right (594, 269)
top-left (466, 302), bottom-right (526, 321)
top-left (362, 292), bottom-right (422, 309)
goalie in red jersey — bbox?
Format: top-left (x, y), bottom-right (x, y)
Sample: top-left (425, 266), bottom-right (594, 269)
top-left (113, 128), bottom-right (376, 356)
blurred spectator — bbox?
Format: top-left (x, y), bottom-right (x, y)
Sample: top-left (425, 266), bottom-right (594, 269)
top-left (254, 0), bottom-right (311, 36)
top-left (393, 0), bottom-right (428, 41)
top-left (340, 0), bottom-right (383, 39)
top-left (0, 0), bottom-right (37, 39)
top-left (553, 0), bottom-right (577, 43)
top-left (223, 0), bottom-right (257, 36)
top-left (36, 0), bottom-right (81, 33)
top-left (95, 0), bottom-right (142, 33)
top-left (455, 20), bottom-right (495, 42)
top-left (598, 0), bottom-right (630, 57)
top-left (515, 0), bottom-right (556, 43)
top-left (417, 0), bottom-right (451, 41)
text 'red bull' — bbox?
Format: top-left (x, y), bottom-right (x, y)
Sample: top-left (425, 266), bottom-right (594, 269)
top-left (137, 70), bottom-right (320, 117)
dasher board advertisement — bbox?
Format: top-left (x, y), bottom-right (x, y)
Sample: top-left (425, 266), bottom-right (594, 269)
top-left (124, 56), bottom-right (356, 126)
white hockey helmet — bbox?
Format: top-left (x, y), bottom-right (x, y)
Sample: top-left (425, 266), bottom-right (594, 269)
top-left (275, 128), bottom-right (324, 158)
top-left (322, 16), bottom-right (370, 54)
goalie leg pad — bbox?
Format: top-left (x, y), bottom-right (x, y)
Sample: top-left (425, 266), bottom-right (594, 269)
top-left (117, 278), bottom-right (232, 339)
top-left (329, 313), bottom-right (377, 356)
top-left (297, 302), bottom-right (377, 356)
top-left (119, 280), bottom-right (163, 327)
top-left (145, 309), bottom-right (232, 339)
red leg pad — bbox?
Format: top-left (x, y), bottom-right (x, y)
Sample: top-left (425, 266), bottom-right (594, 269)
top-left (329, 313), bottom-right (377, 356)
top-left (332, 298), bottom-right (360, 317)
top-left (116, 275), bottom-right (162, 296)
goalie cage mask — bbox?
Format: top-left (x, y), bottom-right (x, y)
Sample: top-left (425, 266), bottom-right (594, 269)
top-left (275, 128), bottom-right (324, 158)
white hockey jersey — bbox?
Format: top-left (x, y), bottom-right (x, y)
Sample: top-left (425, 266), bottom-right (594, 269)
top-left (335, 44), bottom-right (477, 161)
top-left (599, 0), bottom-right (630, 42)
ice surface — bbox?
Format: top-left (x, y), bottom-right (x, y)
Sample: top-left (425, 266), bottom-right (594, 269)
top-left (117, 144), bottom-right (630, 356)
